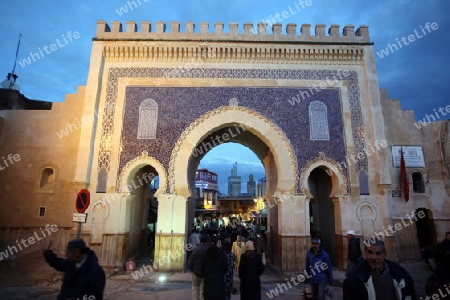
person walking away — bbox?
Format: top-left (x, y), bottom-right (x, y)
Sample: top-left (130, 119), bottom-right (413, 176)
top-left (346, 230), bottom-right (363, 277)
top-left (439, 231), bottom-right (450, 270)
top-left (425, 231), bottom-right (450, 297)
top-left (43, 238), bottom-right (106, 300)
top-left (343, 239), bottom-right (417, 300)
top-left (189, 234), bottom-right (209, 300)
top-left (202, 236), bottom-right (227, 300)
top-left (232, 235), bottom-right (246, 272)
top-left (187, 229), bottom-right (201, 264)
top-left (254, 234), bottom-right (262, 255)
top-left (305, 237), bottom-right (333, 300)
top-left (222, 241), bottom-right (235, 300)
top-left (238, 240), bottom-right (265, 300)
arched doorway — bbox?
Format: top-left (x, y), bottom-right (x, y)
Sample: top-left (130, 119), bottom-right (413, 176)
top-left (161, 106), bottom-right (299, 271)
top-left (194, 143), bottom-right (265, 231)
top-left (299, 152), bottom-right (348, 269)
top-left (116, 151), bottom-right (167, 265)
top-left (308, 167), bottom-right (336, 263)
top-left (415, 207), bottom-right (437, 249)
top-left (127, 165), bottom-right (158, 257)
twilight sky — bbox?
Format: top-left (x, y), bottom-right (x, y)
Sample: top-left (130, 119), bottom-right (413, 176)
top-left (1, 0), bottom-right (449, 194)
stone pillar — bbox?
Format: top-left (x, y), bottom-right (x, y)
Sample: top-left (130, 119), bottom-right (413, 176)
top-left (277, 192), bottom-right (310, 271)
top-left (153, 193), bottom-right (187, 271)
top-left (332, 197), bottom-right (345, 269)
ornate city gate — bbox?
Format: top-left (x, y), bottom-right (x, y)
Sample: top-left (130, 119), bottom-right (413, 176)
top-left (77, 20), bottom-right (388, 271)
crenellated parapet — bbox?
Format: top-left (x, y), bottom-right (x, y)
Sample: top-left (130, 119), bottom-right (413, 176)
top-left (95, 21), bottom-right (370, 44)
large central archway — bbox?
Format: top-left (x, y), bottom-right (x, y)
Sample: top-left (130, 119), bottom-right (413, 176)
top-left (154, 105), bottom-right (304, 271)
top-left (169, 105), bottom-right (298, 197)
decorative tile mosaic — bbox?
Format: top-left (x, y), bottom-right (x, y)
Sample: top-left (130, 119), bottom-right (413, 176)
top-left (309, 101), bottom-right (330, 141)
top-left (137, 99), bottom-right (158, 139)
top-left (119, 86), bottom-right (345, 193)
top-left (97, 68), bottom-right (367, 193)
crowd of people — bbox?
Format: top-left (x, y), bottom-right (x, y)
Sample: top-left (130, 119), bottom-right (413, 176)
top-left (187, 224), bottom-right (266, 300)
top-left (39, 229), bottom-right (450, 300)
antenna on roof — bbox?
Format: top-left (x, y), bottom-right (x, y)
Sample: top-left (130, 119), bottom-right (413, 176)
top-left (6, 33), bottom-right (22, 90)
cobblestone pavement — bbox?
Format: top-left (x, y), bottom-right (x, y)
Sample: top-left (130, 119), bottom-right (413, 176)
top-left (0, 253), bottom-right (434, 299)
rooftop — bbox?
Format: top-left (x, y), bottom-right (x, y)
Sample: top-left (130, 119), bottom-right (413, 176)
top-left (95, 21), bottom-right (371, 44)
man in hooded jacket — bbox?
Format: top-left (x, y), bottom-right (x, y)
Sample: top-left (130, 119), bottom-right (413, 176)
top-left (43, 238), bottom-right (106, 300)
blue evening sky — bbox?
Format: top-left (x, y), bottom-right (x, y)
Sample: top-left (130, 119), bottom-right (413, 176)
top-left (1, 0), bottom-right (449, 194)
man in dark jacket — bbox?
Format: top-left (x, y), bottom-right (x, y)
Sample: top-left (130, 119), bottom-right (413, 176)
top-left (439, 231), bottom-right (450, 269)
top-left (238, 240), bottom-right (265, 300)
top-left (188, 234), bottom-right (209, 300)
top-left (43, 238), bottom-right (106, 300)
top-left (343, 239), bottom-right (417, 300)
top-left (346, 230), bottom-right (363, 277)
top-left (202, 236), bottom-right (227, 300)
top-left (305, 238), bottom-right (333, 300)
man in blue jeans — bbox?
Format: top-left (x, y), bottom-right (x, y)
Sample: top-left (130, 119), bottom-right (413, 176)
top-left (305, 237), bottom-right (333, 300)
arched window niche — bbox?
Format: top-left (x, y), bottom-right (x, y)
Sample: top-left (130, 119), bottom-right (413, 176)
top-left (38, 166), bottom-right (57, 193)
top-left (412, 171), bottom-right (425, 193)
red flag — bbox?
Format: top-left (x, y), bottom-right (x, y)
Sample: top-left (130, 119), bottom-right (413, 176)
top-left (399, 147), bottom-right (409, 202)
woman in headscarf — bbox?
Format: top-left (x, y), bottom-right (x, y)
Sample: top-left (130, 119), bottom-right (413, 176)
top-left (238, 240), bottom-right (265, 300)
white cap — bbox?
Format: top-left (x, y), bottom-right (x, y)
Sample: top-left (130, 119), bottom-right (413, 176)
top-left (346, 230), bottom-right (355, 235)
top-left (246, 241), bottom-right (255, 251)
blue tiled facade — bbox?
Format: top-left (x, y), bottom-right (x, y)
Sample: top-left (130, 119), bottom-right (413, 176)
top-left (120, 86), bottom-right (346, 186)
top-left (96, 68), bottom-right (366, 193)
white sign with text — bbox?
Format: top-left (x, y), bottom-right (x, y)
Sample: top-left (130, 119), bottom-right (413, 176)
top-left (392, 146), bottom-right (425, 168)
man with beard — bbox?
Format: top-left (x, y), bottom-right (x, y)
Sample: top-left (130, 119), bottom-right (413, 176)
top-left (343, 239), bottom-right (417, 300)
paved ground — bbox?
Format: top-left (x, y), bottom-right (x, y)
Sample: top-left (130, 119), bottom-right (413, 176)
top-left (0, 251), bottom-right (434, 299)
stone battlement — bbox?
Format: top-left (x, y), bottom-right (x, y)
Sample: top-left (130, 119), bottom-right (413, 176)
top-left (96, 21), bottom-right (370, 44)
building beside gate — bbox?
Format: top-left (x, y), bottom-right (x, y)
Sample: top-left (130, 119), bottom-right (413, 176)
top-left (0, 20), bottom-right (448, 272)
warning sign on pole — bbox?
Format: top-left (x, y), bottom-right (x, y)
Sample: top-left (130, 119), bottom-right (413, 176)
top-left (75, 189), bottom-right (90, 213)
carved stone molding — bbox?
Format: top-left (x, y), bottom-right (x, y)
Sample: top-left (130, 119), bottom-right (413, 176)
top-left (116, 150), bottom-right (168, 195)
top-left (168, 105), bottom-right (298, 194)
top-left (102, 44), bottom-right (365, 65)
top-left (97, 67), bottom-right (367, 186)
top-left (355, 200), bottom-right (379, 222)
top-left (299, 151), bottom-right (349, 196)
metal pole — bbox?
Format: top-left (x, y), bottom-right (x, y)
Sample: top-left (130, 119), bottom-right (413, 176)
top-left (76, 222), bottom-right (82, 239)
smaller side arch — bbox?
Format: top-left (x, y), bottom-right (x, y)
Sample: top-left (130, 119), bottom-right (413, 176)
top-left (299, 152), bottom-right (348, 198)
top-left (356, 201), bottom-right (377, 240)
top-left (116, 150), bottom-right (167, 197)
top-left (91, 203), bottom-right (108, 243)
